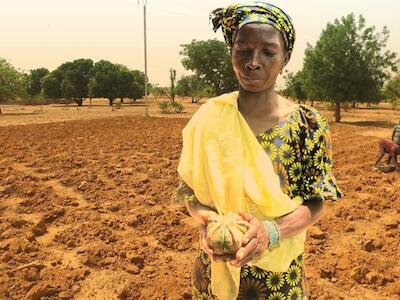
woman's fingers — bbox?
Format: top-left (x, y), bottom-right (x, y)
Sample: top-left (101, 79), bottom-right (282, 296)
top-left (200, 224), bottom-right (213, 256)
top-left (199, 213), bottom-right (210, 225)
top-left (230, 238), bottom-right (258, 267)
top-left (199, 210), bottom-right (218, 225)
top-left (238, 211), bottom-right (253, 222)
top-left (231, 253), bottom-right (254, 267)
top-left (242, 222), bottom-right (260, 245)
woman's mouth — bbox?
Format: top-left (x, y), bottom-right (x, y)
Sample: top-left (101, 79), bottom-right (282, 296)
top-left (241, 75), bottom-right (264, 84)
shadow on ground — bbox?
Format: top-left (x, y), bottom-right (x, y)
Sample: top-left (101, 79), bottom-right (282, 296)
top-left (341, 120), bottom-right (396, 129)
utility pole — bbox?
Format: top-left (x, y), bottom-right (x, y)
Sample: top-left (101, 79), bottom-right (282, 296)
top-left (142, 0), bottom-right (149, 117)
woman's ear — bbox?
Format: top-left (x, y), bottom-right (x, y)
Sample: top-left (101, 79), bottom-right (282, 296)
top-left (283, 50), bottom-right (292, 68)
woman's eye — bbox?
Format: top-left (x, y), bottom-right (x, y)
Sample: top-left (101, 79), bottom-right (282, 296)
top-left (263, 51), bottom-right (276, 57)
top-left (236, 49), bottom-right (249, 55)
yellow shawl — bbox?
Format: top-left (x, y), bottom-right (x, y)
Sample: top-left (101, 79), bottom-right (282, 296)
top-left (178, 91), bottom-right (306, 300)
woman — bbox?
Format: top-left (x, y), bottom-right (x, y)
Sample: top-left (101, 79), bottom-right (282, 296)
top-left (175, 2), bottom-right (341, 299)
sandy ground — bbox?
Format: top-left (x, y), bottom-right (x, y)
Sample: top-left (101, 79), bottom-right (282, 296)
top-left (0, 98), bottom-right (201, 128)
top-left (0, 99), bottom-right (399, 299)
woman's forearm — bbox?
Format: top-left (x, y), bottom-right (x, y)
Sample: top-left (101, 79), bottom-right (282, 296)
top-left (186, 199), bottom-right (218, 224)
top-left (275, 199), bottom-right (324, 240)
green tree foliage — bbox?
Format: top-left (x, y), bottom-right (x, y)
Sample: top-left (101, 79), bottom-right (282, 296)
top-left (282, 71), bottom-right (307, 103)
top-left (131, 70), bottom-right (146, 100)
top-left (60, 59), bottom-right (93, 106)
top-left (180, 39), bottom-right (237, 95)
top-left (385, 74), bottom-right (400, 99)
top-left (0, 58), bottom-right (27, 113)
top-left (41, 70), bottom-right (63, 99)
top-left (149, 84), bottom-right (163, 100)
top-left (114, 64), bottom-right (135, 103)
top-left (113, 65), bottom-right (145, 102)
top-left (89, 61), bottom-right (143, 106)
top-left (89, 60), bottom-right (120, 106)
top-left (176, 75), bottom-right (213, 102)
top-left (384, 74), bottom-right (400, 109)
top-left (27, 68), bottom-right (49, 97)
top-left (302, 14), bottom-right (397, 122)
top-left (42, 59), bottom-right (93, 106)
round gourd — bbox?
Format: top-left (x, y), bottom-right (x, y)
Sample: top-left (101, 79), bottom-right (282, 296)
top-left (206, 212), bottom-right (250, 255)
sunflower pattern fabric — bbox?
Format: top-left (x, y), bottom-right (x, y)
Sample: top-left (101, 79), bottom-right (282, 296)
top-left (193, 249), bottom-right (307, 300)
top-left (210, 2), bottom-right (295, 50)
top-left (175, 104), bottom-right (342, 299)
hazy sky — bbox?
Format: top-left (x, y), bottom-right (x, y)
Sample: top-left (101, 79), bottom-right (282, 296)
top-left (1, 0), bottom-right (399, 87)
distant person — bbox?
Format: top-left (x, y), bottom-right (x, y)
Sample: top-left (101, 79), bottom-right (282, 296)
top-left (374, 121), bottom-right (400, 169)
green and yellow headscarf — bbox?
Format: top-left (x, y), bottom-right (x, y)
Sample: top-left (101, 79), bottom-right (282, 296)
top-left (210, 1), bottom-right (295, 51)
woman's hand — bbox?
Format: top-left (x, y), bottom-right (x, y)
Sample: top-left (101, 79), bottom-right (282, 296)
top-left (198, 210), bottom-right (217, 256)
top-left (198, 210), bottom-right (234, 262)
top-left (230, 212), bottom-right (269, 268)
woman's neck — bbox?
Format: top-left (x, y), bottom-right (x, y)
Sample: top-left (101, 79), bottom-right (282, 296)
top-left (237, 86), bottom-right (279, 119)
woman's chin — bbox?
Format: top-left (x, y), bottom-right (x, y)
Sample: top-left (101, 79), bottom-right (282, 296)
top-left (240, 83), bottom-right (268, 93)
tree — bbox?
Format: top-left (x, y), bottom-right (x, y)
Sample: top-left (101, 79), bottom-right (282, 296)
top-left (88, 63), bottom-right (144, 105)
top-left (160, 69), bottom-right (177, 102)
top-left (302, 14), bottom-right (397, 122)
top-left (59, 59), bottom-right (93, 106)
top-left (41, 59), bottom-right (93, 106)
top-left (149, 84), bottom-right (163, 100)
top-left (0, 58), bottom-right (27, 113)
top-left (282, 71), bottom-right (307, 104)
top-left (89, 60), bottom-right (120, 106)
top-left (176, 75), bottom-right (213, 102)
top-left (41, 70), bottom-right (63, 99)
top-left (384, 74), bottom-right (400, 109)
top-left (114, 65), bottom-right (136, 103)
top-left (180, 39), bottom-right (237, 95)
top-left (131, 70), bottom-right (146, 101)
top-left (27, 68), bottom-right (49, 97)
top-left (169, 68), bottom-right (176, 102)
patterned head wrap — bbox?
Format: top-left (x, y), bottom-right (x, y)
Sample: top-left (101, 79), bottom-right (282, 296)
top-left (210, 1), bottom-right (295, 51)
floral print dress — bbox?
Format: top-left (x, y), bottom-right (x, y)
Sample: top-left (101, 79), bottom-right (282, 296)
top-left (175, 105), bottom-right (342, 300)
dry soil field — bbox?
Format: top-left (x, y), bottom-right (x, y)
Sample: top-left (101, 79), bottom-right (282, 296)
top-left (0, 99), bottom-right (399, 299)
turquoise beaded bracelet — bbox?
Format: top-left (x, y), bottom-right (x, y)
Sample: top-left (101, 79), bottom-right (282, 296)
top-left (263, 220), bottom-right (281, 250)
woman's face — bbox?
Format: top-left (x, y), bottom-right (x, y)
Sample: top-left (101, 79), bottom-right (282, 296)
top-left (231, 23), bottom-right (291, 93)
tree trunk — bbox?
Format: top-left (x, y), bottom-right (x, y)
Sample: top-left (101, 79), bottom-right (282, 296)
top-left (335, 100), bottom-right (341, 123)
top-left (74, 98), bottom-right (83, 106)
top-left (352, 102), bottom-right (356, 109)
top-left (120, 98), bottom-right (124, 104)
top-left (108, 98), bottom-right (114, 107)
top-left (311, 100), bottom-right (314, 107)
top-left (89, 97), bottom-right (92, 108)
top-left (0, 106), bottom-right (2, 114)
top-left (215, 83), bottom-right (221, 96)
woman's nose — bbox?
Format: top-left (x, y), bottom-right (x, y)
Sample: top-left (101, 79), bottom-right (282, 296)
top-left (246, 52), bottom-right (261, 70)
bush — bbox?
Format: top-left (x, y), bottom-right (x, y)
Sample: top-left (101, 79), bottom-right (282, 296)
top-left (115, 102), bottom-right (122, 109)
top-left (171, 101), bottom-right (183, 113)
top-left (21, 95), bottom-right (53, 105)
top-left (158, 101), bottom-right (184, 114)
top-left (158, 101), bottom-right (170, 113)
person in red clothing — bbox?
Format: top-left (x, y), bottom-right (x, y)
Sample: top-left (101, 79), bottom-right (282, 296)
top-left (374, 121), bottom-right (400, 170)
